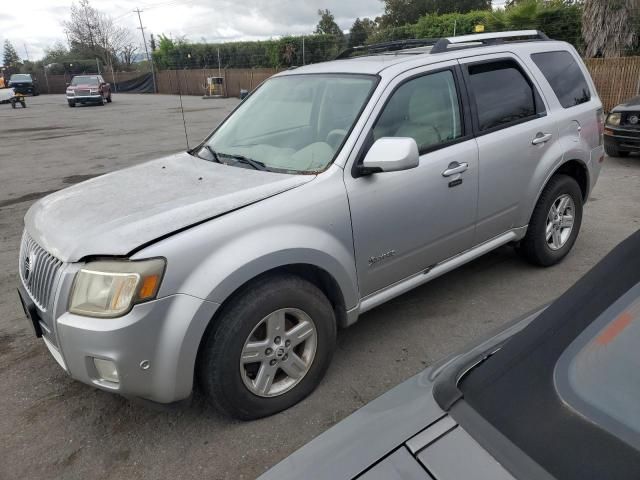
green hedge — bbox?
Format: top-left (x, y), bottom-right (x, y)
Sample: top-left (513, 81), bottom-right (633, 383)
top-left (153, 34), bottom-right (345, 70)
top-left (368, 3), bottom-right (582, 48)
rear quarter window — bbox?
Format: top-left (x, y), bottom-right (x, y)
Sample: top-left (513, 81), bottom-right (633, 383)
top-left (531, 51), bottom-right (591, 108)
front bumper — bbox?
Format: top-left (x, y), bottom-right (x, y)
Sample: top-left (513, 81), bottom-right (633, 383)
top-left (67, 94), bottom-right (102, 102)
top-left (51, 294), bottom-right (219, 403)
top-left (604, 127), bottom-right (640, 151)
top-left (11, 85), bottom-right (34, 94)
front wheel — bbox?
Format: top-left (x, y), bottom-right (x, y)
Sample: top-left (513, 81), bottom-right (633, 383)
top-left (605, 142), bottom-right (629, 158)
top-left (519, 174), bottom-right (583, 267)
top-left (197, 274), bottom-right (336, 420)
top-left (68, 101), bottom-right (75, 108)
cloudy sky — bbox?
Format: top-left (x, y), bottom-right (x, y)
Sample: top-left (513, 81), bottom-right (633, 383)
top-left (1, 0), bottom-right (501, 61)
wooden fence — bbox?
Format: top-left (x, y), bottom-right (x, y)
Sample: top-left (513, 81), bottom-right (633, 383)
top-left (37, 59), bottom-right (640, 111)
top-left (584, 57), bottom-right (640, 112)
top-left (155, 68), bottom-right (282, 98)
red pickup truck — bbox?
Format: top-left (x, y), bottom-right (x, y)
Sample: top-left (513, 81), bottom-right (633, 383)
top-left (66, 75), bottom-right (112, 107)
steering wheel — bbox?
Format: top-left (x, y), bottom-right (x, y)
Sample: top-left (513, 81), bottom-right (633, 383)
top-left (326, 129), bottom-right (348, 149)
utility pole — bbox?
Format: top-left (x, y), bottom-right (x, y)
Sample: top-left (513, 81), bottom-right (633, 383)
top-left (217, 47), bottom-right (221, 77)
top-left (23, 43), bottom-right (30, 62)
top-left (134, 8), bottom-right (157, 93)
top-left (96, 58), bottom-right (101, 74)
top-left (302, 35), bottom-right (305, 65)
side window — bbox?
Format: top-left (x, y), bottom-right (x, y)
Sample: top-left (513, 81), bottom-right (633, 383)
top-left (467, 60), bottom-right (539, 132)
top-left (373, 70), bottom-right (462, 152)
top-left (531, 51), bottom-right (591, 108)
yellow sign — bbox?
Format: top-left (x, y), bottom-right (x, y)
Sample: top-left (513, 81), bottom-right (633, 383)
top-left (474, 24), bottom-right (485, 33)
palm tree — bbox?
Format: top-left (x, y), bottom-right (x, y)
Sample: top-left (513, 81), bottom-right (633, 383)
top-left (583, 0), bottom-right (638, 57)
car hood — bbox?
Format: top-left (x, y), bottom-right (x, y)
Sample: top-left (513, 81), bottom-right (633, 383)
top-left (25, 152), bottom-right (314, 262)
top-left (612, 96), bottom-right (640, 112)
top-left (258, 369), bottom-right (445, 480)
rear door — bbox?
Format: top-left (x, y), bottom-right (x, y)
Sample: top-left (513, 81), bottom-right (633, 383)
top-left (458, 53), bottom-right (560, 245)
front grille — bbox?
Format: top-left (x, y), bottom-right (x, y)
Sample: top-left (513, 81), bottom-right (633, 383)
top-left (19, 232), bottom-right (63, 311)
top-left (75, 89), bottom-right (91, 96)
top-left (621, 112), bottom-right (640, 128)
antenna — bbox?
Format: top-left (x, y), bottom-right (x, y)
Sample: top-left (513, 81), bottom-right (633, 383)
top-left (175, 69), bottom-right (190, 150)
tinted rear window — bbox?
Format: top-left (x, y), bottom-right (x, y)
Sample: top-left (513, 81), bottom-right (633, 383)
top-left (531, 51), bottom-right (591, 108)
top-left (468, 60), bottom-right (537, 131)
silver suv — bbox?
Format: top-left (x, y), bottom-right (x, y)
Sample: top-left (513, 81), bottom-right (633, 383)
top-left (17, 31), bottom-right (604, 419)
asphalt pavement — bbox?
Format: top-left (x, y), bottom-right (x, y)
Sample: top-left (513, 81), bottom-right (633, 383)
top-left (1, 94), bottom-right (639, 480)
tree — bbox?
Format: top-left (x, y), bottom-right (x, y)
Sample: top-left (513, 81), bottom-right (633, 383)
top-left (583, 0), bottom-right (638, 57)
top-left (315, 9), bottom-right (344, 39)
top-left (120, 43), bottom-right (139, 66)
top-left (3, 40), bottom-right (20, 68)
top-left (149, 33), bottom-right (157, 52)
top-left (63, 0), bottom-right (134, 66)
top-left (379, 0), bottom-right (492, 27)
top-left (349, 17), bottom-right (378, 47)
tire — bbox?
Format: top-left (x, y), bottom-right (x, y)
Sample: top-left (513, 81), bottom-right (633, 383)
top-left (106, 94), bottom-right (112, 103)
top-left (197, 273), bottom-right (337, 420)
top-left (33, 90), bottom-right (39, 96)
top-left (520, 174), bottom-right (583, 267)
top-left (605, 143), bottom-right (629, 158)
top-left (68, 101), bottom-right (75, 108)
top-left (11, 100), bottom-right (16, 109)
top-left (98, 96), bottom-right (105, 106)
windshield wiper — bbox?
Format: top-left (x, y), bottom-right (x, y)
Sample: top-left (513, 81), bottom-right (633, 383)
top-left (217, 152), bottom-right (268, 171)
top-left (201, 145), bottom-right (221, 164)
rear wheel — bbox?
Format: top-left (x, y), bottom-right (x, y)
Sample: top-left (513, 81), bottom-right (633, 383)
top-left (197, 274), bottom-right (336, 420)
top-left (520, 174), bottom-right (583, 267)
top-left (68, 101), bottom-right (75, 108)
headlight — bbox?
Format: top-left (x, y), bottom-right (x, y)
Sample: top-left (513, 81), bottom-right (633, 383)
top-left (69, 258), bottom-right (166, 318)
top-left (606, 113), bottom-right (621, 126)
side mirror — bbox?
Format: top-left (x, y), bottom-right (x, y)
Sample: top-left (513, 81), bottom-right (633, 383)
top-left (359, 137), bottom-right (419, 175)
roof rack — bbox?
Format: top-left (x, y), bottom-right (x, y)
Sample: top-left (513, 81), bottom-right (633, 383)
top-left (335, 38), bottom-right (439, 60)
top-left (430, 30), bottom-right (549, 53)
top-left (334, 30), bottom-right (550, 60)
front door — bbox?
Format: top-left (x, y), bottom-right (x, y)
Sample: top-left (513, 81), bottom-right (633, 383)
top-left (344, 62), bottom-right (479, 297)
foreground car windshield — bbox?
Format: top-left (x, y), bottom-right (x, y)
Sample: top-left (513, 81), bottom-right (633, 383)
top-left (71, 76), bottom-right (100, 86)
top-left (201, 74), bottom-right (377, 173)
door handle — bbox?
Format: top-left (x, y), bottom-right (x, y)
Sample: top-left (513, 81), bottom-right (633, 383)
top-left (442, 162), bottom-right (469, 177)
top-left (532, 133), bottom-right (553, 145)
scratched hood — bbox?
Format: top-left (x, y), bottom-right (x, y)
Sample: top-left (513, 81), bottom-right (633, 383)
top-left (25, 152), bottom-right (314, 262)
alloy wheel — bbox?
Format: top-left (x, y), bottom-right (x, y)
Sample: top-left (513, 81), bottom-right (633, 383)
top-left (240, 308), bottom-right (317, 398)
top-left (546, 194), bottom-right (575, 251)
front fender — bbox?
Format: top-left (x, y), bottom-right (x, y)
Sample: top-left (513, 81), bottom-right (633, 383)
top-left (181, 224), bottom-right (359, 309)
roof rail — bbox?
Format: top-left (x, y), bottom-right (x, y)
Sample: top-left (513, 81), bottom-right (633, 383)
top-left (335, 38), bottom-right (439, 60)
top-left (430, 30), bottom-right (549, 54)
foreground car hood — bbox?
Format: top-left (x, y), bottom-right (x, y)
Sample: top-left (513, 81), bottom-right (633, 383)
top-left (612, 95), bottom-right (640, 112)
top-left (26, 152), bottom-right (313, 262)
top-left (259, 370), bottom-right (445, 480)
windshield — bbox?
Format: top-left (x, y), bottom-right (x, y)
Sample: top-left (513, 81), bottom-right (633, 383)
top-left (200, 74), bottom-right (377, 173)
top-left (10, 74), bottom-right (31, 82)
top-left (71, 76), bottom-right (100, 86)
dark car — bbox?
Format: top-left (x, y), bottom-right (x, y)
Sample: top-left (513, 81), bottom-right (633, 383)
top-left (261, 230), bottom-right (640, 480)
top-left (8, 73), bottom-right (39, 96)
top-left (66, 75), bottom-right (112, 107)
top-left (604, 96), bottom-right (640, 157)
